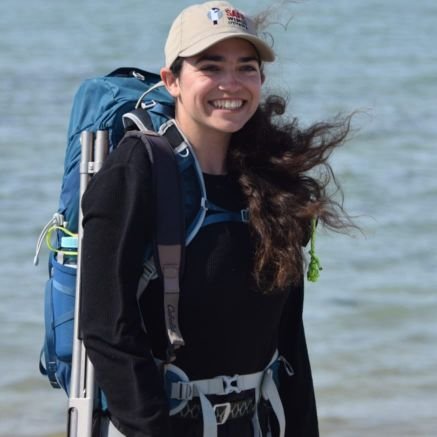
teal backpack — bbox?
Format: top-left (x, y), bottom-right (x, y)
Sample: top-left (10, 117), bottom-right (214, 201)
top-left (34, 67), bottom-right (249, 394)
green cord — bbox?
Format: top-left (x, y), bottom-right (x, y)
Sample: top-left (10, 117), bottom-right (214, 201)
top-left (307, 217), bottom-right (322, 282)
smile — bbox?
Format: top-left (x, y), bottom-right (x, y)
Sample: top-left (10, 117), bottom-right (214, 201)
top-left (210, 99), bottom-right (245, 110)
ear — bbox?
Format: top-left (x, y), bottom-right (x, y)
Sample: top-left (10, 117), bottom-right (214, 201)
top-left (160, 67), bottom-right (180, 98)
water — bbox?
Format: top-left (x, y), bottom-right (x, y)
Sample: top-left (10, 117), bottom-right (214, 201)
top-left (1, 0), bottom-right (436, 435)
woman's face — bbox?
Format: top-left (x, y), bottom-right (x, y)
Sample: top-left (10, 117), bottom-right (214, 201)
top-left (163, 37), bottom-right (264, 148)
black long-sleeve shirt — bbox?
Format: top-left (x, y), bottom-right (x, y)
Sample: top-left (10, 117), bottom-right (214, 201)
top-left (80, 132), bottom-right (318, 437)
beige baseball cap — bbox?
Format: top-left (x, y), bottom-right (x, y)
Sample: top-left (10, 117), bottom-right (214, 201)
top-left (164, 1), bottom-right (275, 67)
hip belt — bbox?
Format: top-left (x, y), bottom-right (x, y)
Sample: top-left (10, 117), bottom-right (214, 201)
top-left (162, 351), bottom-right (292, 437)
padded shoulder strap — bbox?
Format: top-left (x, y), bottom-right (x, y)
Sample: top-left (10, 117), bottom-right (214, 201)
top-left (135, 132), bottom-right (186, 361)
top-left (123, 108), bottom-right (155, 132)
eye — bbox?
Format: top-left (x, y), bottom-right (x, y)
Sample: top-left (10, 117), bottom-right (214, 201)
top-left (199, 64), bottom-right (221, 72)
top-left (239, 64), bottom-right (259, 73)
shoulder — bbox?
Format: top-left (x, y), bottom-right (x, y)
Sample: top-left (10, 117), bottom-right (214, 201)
top-left (83, 132), bottom-right (154, 202)
top-left (105, 131), bottom-right (152, 172)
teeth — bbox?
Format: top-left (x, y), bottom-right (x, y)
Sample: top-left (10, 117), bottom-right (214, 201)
top-left (211, 99), bottom-right (243, 109)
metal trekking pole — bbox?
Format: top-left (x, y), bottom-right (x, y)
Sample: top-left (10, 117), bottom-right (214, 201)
top-left (68, 130), bottom-right (109, 437)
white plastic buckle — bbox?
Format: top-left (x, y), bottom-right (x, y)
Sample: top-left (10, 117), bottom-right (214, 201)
top-left (132, 70), bottom-right (146, 81)
top-left (141, 99), bottom-right (157, 110)
top-left (222, 375), bottom-right (241, 395)
top-left (200, 197), bottom-right (208, 212)
top-left (176, 142), bottom-right (190, 157)
top-left (142, 257), bottom-right (158, 281)
top-left (241, 208), bottom-right (249, 223)
top-left (175, 382), bottom-right (194, 400)
top-left (213, 402), bottom-right (231, 425)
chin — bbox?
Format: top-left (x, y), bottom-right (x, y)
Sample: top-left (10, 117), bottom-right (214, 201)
top-left (214, 119), bottom-right (249, 134)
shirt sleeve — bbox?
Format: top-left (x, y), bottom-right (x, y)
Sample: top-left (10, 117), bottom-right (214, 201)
top-left (80, 134), bottom-right (171, 437)
top-left (278, 280), bottom-right (319, 437)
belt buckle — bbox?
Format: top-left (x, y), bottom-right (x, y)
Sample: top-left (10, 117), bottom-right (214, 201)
top-left (222, 374), bottom-right (241, 395)
top-left (213, 402), bottom-right (231, 425)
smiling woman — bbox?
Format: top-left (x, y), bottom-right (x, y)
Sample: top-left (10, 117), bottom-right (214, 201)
top-left (79, 1), bottom-right (353, 437)
top-left (161, 38), bottom-right (264, 174)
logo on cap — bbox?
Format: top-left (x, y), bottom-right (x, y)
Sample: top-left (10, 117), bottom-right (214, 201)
top-left (207, 7), bottom-right (223, 25)
top-left (225, 8), bottom-right (248, 30)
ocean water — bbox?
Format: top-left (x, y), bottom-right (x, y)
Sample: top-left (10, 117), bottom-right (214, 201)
top-left (0, 0), bottom-right (436, 436)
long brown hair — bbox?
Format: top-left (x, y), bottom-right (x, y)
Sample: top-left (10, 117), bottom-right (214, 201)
top-left (229, 96), bottom-right (353, 292)
top-left (169, 58), bottom-right (354, 292)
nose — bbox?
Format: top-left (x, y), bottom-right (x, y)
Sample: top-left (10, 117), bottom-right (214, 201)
top-left (217, 71), bottom-right (241, 93)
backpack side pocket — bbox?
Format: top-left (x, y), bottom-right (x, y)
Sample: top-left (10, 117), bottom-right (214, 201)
top-left (40, 253), bottom-right (76, 394)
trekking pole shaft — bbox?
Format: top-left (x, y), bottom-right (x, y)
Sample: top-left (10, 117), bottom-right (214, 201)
top-left (68, 131), bottom-right (95, 437)
top-left (95, 130), bottom-right (109, 172)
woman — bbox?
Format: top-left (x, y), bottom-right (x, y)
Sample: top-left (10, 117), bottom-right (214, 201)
top-left (81, 1), bottom-right (351, 436)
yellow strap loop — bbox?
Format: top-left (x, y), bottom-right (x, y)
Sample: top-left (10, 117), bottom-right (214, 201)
top-left (45, 226), bottom-right (78, 256)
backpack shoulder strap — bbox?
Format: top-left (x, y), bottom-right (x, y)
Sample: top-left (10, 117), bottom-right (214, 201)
top-left (160, 121), bottom-right (249, 239)
top-left (139, 132), bottom-right (186, 362)
top-left (122, 108), bottom-right (155, 132)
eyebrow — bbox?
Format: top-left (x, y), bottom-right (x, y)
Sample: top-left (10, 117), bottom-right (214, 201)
top-left (195, 54), bottom-right (260, 64)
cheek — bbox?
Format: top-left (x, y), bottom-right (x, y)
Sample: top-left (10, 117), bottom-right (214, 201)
top-left (250, 81), bottom-right (262, 106)
top-left (185, 81), bottom-right (214, 108)
top-left (178, 75), bottom-right (203, 98)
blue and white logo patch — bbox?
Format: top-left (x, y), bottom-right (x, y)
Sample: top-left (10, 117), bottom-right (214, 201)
top-left (207, 7), bottom-right (223, 25)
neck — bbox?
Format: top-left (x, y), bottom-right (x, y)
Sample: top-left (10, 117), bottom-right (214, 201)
top-left (175, 121), bottom-right (231, 175)
top-left (192, 141), bottom-right (229, 175)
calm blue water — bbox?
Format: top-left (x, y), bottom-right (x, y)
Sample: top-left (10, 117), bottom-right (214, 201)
top-left (1, 0), bottom-right (436, 436)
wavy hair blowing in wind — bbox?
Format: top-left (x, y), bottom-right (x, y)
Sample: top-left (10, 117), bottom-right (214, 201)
top-left (228, 96), bottom-right (353, 292)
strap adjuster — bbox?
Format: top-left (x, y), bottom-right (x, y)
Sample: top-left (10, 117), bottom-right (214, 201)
top-left (213, 402), bottom-right (231, 425)
top-left (141, 99), bottom-right (157, 110)
top-left (222, 375), bottom-right (241, 394)
top-left (241, 208), bottom-right (249, 223)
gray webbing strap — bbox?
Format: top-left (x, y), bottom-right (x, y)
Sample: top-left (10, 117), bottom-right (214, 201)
top-left (158, 244), bottom-right (184, 349)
